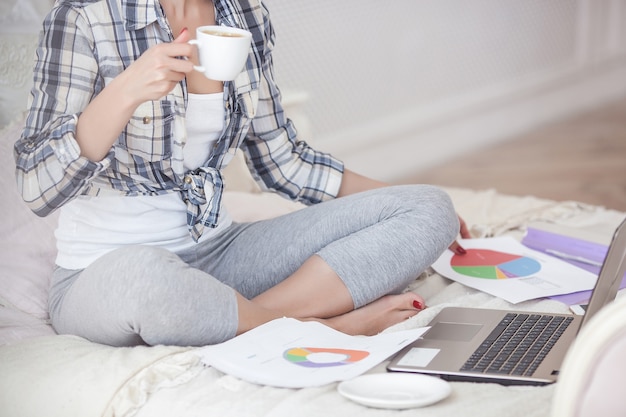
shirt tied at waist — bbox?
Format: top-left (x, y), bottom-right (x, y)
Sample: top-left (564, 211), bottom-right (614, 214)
top-left (181, 166), bottom-right (224, 242)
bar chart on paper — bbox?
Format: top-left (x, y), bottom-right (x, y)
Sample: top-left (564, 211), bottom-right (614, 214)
top-left (451, 249), bottom-right (542, 280)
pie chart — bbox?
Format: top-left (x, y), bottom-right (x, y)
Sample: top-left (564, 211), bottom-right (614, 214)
top-left (284, 347), bottom-right (369, 368)
top-left (451, 249), bottom-right (541, 279)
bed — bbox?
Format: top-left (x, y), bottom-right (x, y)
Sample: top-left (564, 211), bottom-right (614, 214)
top-left (2, 8), bottom-right (625, 416)
top-left (2, 104), bottom-right (625, 416)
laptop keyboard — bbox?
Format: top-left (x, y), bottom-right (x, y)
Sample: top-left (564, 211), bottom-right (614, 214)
top-left (460, 313), bottom-right (574, 376)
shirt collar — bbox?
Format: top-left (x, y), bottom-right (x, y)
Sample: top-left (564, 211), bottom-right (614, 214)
top-left (120, 0), bottom-right (242, 31)
top-left (122, 0), bottom-right (161, 31)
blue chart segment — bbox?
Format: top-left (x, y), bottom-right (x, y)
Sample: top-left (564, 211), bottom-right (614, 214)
top-left (451, 249), bottom-right (541, 279)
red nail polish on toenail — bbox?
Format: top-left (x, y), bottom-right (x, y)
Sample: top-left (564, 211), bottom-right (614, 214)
top-left (413, 300), bottom-right (423, 309)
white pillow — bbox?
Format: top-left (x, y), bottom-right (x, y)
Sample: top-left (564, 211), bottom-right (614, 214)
top-left (0, 117), bottom-right (58, 320)
top-left (0, 305), bottom-right (55, 345)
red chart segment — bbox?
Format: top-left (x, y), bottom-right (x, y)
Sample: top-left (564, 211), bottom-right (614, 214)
top-left (451, 249), bottom-right (541, 280)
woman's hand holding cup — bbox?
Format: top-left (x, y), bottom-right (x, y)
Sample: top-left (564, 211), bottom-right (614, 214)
top-left (118, 29), bottom-right (195, 105)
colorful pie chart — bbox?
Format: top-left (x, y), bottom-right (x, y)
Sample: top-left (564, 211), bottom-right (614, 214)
top-left (451, 249), bottom-right (541, 279)
top-left (284, 347), bottom-right (369, 368)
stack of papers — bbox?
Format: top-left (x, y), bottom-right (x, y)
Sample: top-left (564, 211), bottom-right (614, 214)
top-left (522, 227), bottom-right (626, 305)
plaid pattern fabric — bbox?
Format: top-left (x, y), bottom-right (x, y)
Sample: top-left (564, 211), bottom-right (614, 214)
top-left (15, 0), bottom-right (344, 241)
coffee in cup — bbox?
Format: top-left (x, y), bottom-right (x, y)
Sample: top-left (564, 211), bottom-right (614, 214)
top-left (188, 25), bottom-right (252, 81)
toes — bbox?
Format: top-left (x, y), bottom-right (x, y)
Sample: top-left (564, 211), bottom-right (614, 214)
top-left (407, 293), bottom-right (426, 311)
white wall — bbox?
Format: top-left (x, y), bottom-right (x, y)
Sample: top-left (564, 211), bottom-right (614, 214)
top-left (3, 1), bottom-right (626, 182)
top-left (0, 0), bottom-right (55, 127)
top-left (265, 0), bottom-right (626, 181)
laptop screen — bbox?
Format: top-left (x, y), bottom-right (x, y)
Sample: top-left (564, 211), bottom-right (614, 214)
top-left (580, 218), bottom-right (626, 329)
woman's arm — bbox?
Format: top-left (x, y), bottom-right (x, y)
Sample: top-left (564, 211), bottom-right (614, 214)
top-left (15, 4), bottom-right (195, 216)
top-left (76, 30), bottom-right (194, 161)
top-left (15, 4), bottom-right (105, 216)
top-left (336, 169), bottom-right (388, 197)
top-left (244, 5), bottom-right (344, 205)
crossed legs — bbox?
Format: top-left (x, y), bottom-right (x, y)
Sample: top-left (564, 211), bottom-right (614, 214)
top-left (241, 254), bottom-right (426, 336)
top-left (229, 185), bottom-right (458, 337)
top-left (49, 185), bottom-right (458, 346)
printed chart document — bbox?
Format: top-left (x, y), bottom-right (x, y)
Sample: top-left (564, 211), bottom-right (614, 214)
top-left (195, 318), bottom-right (429, 388)
top-left (431, 236), bottom-right (598, 304)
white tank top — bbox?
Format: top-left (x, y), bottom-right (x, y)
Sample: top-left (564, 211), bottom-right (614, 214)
top-left (55, 93), bottom-right (233, 269)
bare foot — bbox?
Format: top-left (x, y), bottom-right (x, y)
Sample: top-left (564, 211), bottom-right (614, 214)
top-left (323, 292), bottom-right (426, 336)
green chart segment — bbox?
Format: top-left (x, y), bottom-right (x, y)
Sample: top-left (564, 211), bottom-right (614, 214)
top-left (451, 249), bottom-right (541, 280)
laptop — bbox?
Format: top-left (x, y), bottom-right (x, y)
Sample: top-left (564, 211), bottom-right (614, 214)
top-left (387, 218), bottom-right (626, 385)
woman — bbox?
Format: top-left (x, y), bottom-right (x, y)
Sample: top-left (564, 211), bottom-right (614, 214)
top-left (15, 0), bottom-right (468, 347)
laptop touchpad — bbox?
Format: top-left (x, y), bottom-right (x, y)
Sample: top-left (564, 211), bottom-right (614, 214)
top-left (423, 322), bottom-right (483, 342)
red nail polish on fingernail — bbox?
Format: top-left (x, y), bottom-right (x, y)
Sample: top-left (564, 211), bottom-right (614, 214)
top-left (413, 300), bottom-right (423, 309)
top-left (457, 246), bottom-right (467, 255)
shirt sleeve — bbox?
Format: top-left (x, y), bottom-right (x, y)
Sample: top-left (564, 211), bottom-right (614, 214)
top-left (243, 4), bottom-right (344, 205)
top-left (14, 4), bottom-right (111, 218)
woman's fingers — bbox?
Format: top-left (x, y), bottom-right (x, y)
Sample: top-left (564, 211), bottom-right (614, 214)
top-left (121, 41), bottom-right (194, 101)
top-left (458, 215), bottom-right (471, 239)
top-left (447, 214), bottom-right (470, 254)
top-left (448, 240), bottom-right (467, 255)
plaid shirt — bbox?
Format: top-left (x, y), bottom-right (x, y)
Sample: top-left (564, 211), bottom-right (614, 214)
top-left (15, 0), bottom-right (344, 241)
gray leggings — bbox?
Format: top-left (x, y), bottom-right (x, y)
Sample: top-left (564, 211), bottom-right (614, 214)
top-left (49, 185), bottom-right (458, 346)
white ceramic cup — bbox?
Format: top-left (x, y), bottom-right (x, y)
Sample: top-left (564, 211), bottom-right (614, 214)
top-left (188, 25), bottom-right (252, 81)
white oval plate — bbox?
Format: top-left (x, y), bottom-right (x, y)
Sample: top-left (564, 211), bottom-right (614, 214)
top-left (337, 373), bottom-right (451, 409)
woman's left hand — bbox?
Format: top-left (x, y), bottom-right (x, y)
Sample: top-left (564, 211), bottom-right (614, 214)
top-left (449, 214), bottom-right (470, 255)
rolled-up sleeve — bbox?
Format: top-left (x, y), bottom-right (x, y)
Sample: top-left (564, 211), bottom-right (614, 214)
top-left (244, 5), bottom-right (344, 205)
top-left (14, 4), bottom-right (111, 217)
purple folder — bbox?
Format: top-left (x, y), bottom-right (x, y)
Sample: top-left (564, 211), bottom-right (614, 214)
top-left (521, 227), bottom-right (626, 305)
